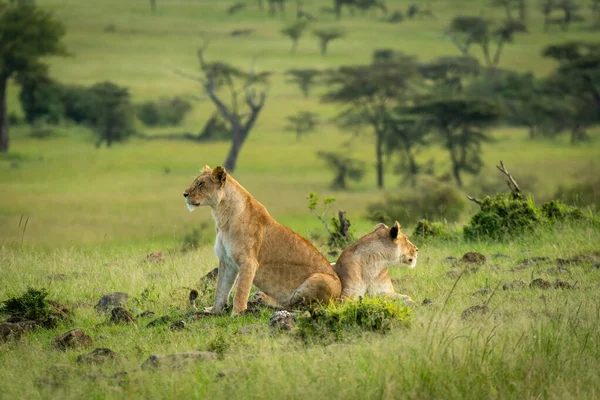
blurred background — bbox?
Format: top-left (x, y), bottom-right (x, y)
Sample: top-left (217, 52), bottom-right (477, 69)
top-left (0, 0), bottom-right (598, 249)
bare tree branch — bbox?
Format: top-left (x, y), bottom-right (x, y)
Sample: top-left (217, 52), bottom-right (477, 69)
top-left (496, 160), bottom-right (520, 192)
top-left (466, 195), bottom-right (483, 206)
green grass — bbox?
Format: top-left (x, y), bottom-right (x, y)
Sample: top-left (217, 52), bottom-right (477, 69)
top-left (1, 0), bottom-right (600, 398)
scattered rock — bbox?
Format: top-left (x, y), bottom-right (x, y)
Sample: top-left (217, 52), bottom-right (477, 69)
top-left (592, 263), bottom-right (600, 270)
top-left (472, 288), bottom-right (491, 296)
top-left (169, 320), bottom-right (186, 331)
top-left (141, 351), bottom-right (218, 370)
top-left (76, 348), bottom-right (120, 365)
top-left (110, 307), bottom-right (137, 325)
top-left (422, 298), bottom-right (434, 306)
top-left (47, 273), bottom-right (69, 281)
top-left (554, 279), bottom-right (574, 289)
top-left (53, 329), bottom-right (93, 351)
top-left (95, 292), bottom-right (128, 313)
top-left (236, 324), bottom-right (263, 335)
top-left (137, 311), bottom-right (155, 318)
top-left (491, 253), bottom-right (510, 259)
top-left (269, 310), bottom-right (295, 331)
top-left (543, 266), bottom-right (571, 275)
top-left (146, 251), bottom-right (164, 263)
top-left (202, 267), bottom-right (219, 280)
top-left (446, 270), bottom-right (461, 279)
top-left (460, 252), bottom-right (486, 265)
top-left (530, 278), bottom-right (552, 290)
top-left (443, 256), bottom-right (458, 265)
top-left (461, 305), bottom-right (489, 320)
top-left (513, 256), bottom-right (551, 271)
top-left (0, 322), bottom-right (26, 342)
top-left (502, 280), bottom-right (527, 291)
top-left (146, 315), bottom-right (172, 328)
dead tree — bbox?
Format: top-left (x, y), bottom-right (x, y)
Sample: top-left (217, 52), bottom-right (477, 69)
top-left (467, 160), bottom-right (520, 205)
top-left (196, 44), bottom-right (269, 172)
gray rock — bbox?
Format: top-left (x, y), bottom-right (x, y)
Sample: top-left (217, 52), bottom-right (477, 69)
top-left (141, 351), bottom-right (218, 370)
top-left (530, 278), bottom-right (552, 290)
top-left (269, 310), bottom-right (295, 331)
top-left (502, 280), bottom-right (527, 291)
top-left (422, 298), bottom-right (434, 306)
top-left (95, 292), bottom-right (128, 313)
top-left (0, 322), bottom-right (26, 342)
top-left (236, 324), bottom-right (264, 335)
top-left (169, 320), bottom-right (186, 331)
top-left (460, 252), bottom-right (486, 265)
top-left (554, 279), bottom-right (574, 289)
top-left (461, 305), bottom-right (489, 320)
top-left (53, 329), bottom-right (93, 351)
top-left (110, 307), bottom-right (137, 324)
top-left (76, 348), bottom-right (120, 365)
top-left (146, 315), bottom-right (172, 328)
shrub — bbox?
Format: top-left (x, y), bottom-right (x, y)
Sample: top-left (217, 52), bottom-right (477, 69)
top-left (412, 219), bottom-right (454, 240)
top-left (60, 84), bottom-right (97, 124)
top-left (296, 297), bottom-right (411, 342)
top-left (368, 179), bottom-right (465, 225)
top-left (136, 97), bottom-right (192, 127)
top-left (540, 200), bottom-right (584, 221)
top-left (307, 193), bottom-right (354, 255)
top-left (0, 287), bottom-right (51, 321)
top-left (18, 75), bottom-right (64, 124)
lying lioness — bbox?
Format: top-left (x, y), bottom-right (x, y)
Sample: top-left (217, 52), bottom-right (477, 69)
top-left (334, 221), bottom-right (418, 302)
top-left (183, 165), bottom-right (341, 315)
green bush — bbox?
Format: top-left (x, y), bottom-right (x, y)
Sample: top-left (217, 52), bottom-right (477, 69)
top-left (296, 297), bottom-right (411, 342)
top-left (463, 192), bottom-right (587, 241)
top-left (136, 97), bottom-right (192, 127)
top-left (0, 288), bottom-right (51, 321)
top-left (368, 179), bottom-right (465, 225)
top-left (412, 219), bottom-right (454, 240)
top-left (18, 75), bottom-right (64, 124)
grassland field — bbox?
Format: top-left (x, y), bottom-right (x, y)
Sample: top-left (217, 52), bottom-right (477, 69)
top-left (1, 0), bottom-right (600, 398)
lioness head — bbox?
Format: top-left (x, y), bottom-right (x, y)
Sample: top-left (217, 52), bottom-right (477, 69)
top-left (373, 221), bottom-right (418, 268)
top-left (183, 165), bottom-right (227, 211)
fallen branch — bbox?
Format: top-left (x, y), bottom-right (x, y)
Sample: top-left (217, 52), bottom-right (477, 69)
top-left (466, 195), bottom-right (483, 206)
top-left (496, 160), bottom-right (520, 192)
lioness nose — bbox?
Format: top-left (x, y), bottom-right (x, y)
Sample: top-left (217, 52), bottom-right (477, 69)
top-left (183, 192), bottom-right (189, 198)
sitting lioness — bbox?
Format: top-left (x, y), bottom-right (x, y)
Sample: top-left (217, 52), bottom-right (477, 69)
top-left (334, 221), bottom-right (418, 302)
top-left (183, 165), bottom-right (342, 315)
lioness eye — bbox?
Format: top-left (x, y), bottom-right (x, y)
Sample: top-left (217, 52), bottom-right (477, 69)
top-left (197, 181), bottom-right (204, 188)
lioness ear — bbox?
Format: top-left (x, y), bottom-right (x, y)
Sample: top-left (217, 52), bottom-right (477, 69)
top-left (211, 166), bottom-right (227, 185)
top-left (390, 221), bottom-right (401, 239)
top-left (201, 165), bottom-right (211, 174)
top-left (373, 223), bottom-right (388, 232)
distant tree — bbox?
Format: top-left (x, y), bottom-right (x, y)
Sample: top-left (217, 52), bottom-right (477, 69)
top-left (384, 116), bottom-right (431, 187)
top-left (296, 1), bottom-right (317, 20)
top-left (268, 0), bottom-right (286, 16)
top-left (447, 16), bottom-right (526, 67)
top-left (0, 1), bottom-right (67, 152)
top-left (317, 151), bottom-right (365, 190)
top-left (539, 0), bottom-right (585, 31)
top-left (18, 75), bottom-right (64, 124)
top-left (541, 41), bottom-right (600, 142)
top-left (88, 82), bottom-right (136, 148)
top-left (490, 0), bottom-right (528, 23)
top-left (406, 2), bottom-right (436, 19)
top-left (334, 0), bottom-right (355, 19)
top-left (285, 68), bottom-right (321, 97)
top-left (313, 28), bottom-right (345, 56)
top-left (323, 51), bottom-right (420, 188)
top-left (195, 45), bottom-right (269, 171)
top-left (285, 111), bottom-right (319, 141)
top-left (408, 99), bottom-right (500, 187)
top-left (418, 56), bottom-right (481, 94)
top-left (281, 21), bottom-right (308, 54)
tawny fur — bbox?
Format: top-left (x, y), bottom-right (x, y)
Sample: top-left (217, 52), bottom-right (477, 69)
top-left (183, 165), bottom-right (341, 315)
top-left (334, 222), bottom-right (418, 302)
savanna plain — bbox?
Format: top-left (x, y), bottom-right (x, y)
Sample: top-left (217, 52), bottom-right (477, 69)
top-left (1, 0), bottom-right (600, 399)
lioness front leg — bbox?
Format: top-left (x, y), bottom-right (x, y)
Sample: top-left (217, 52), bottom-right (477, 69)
top-left (208, 260), bottom-right (238, 314)
top-left (232, 258), bottom-right (258, 316)
top-left (387, 292), bottom-right (414, 305)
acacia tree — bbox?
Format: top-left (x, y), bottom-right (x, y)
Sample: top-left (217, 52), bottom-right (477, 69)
top-left (323, 52), bottom-right (419, 188)
top-left (196, 45), bottom-right (269, 171)
top-left (490, 0), bottom-right (528, 23)
top-left (88, 82), bottom-right (136, 148)
top-left (317, 151), bottom-right (365, 190)
top-left (0, 1), bottom-right (67, 152)
top-left (408, 99), bottom-right (500, 187)
top-left (447, 16), bottom-right (526, 67)
top-left (285, 68), bottom-right (321, 97)
top-left (281, 21), bottom-right (308, 54)
top-left (313, 28), bottom-right (345, 56)
top-left (285, 111), bottom-right (319, 141)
